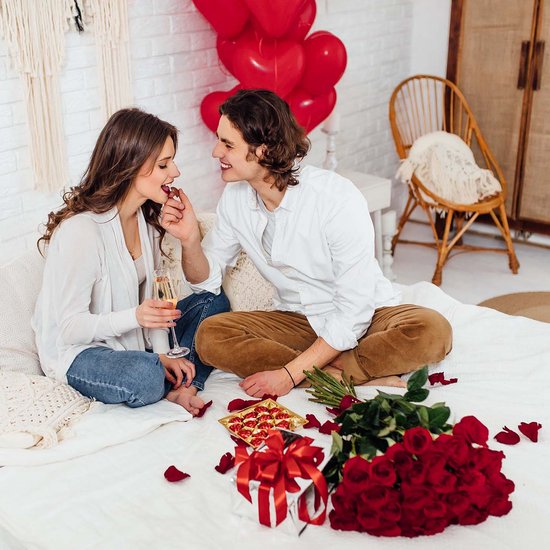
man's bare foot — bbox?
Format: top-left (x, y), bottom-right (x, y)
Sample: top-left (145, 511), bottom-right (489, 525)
top-left (364, 375), bottom-right (406, 388)
top-left (166, 385), bottom-right (205, 416)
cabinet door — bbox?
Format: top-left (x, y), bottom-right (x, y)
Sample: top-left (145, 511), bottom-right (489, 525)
top-left (518, 4), bottom-right (550, 223)
top-left (456, 0), bottom-right (534, 215)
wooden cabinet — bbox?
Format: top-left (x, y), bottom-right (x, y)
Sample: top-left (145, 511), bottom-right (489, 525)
top-left (448, 0), bottom-right (550, 232)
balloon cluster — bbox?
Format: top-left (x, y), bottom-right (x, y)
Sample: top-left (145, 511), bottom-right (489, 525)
top-left (192, 0), bottom-right (347, 133)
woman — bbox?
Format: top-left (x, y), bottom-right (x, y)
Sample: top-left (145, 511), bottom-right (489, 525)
top-left (32, 108), bottom-right (229, 415)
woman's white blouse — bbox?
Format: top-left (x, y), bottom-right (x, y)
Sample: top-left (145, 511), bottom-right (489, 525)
top-left (32, 208), bottom-right (170, 382)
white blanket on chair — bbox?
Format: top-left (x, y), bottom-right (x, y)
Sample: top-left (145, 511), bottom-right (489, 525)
top-left (396, 131), bottom-right (502, 204)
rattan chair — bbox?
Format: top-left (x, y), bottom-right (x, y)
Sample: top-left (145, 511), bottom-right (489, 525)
top-left (389, 75), bottom-right (519, 286)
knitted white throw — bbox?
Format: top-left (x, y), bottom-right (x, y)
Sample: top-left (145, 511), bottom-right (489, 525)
top-left (396, 131), bottom-right (502, 205)
top-left (0, 371), bottom-right (91, 449)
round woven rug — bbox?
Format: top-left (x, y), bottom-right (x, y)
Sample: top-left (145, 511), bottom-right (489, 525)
top-left (478, 292), bottom-right (550, 323)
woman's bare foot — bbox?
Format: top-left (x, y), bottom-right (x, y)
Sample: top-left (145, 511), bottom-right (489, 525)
top-left (166, 385), bottom-right (205, 415)
top-left (364, 375), bottom-right (406, 388)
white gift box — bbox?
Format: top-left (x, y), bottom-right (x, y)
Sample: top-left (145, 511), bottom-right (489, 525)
top-left (230, 430), bottom-right (332, 536)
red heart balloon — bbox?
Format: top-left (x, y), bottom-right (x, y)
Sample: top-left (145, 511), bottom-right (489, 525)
top-left (285, 0), bottom-right (316, 42)
top-left (232, 38), bottom-right (305, 98)
top-left (287, 87), bottom-right (337, 133)
top-left (200, 86), bottom-right (240, 133)
top-left (216, 24), bottom-right (259, 76)
top-left (245, 0), bottom-right (307, 39)
top-left (192, 0), bottom-right (249, 39)
top-left (300, 31), bottom-right (347, 96)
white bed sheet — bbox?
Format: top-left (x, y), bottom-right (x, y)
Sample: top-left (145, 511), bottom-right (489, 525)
top-left (0, 282), bottom-right (549, 550)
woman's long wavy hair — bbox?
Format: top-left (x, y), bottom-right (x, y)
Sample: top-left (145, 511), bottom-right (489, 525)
top-left (38, 108), bottom-right (178, 253)
top-left (219, 89), bottom-right (310, 191)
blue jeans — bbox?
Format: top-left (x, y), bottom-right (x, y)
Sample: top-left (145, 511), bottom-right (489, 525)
top-left (66, 291), bottom-right (230, 407)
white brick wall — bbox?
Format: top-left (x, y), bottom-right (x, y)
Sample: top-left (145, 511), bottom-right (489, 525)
top-left (0, 0), bottom-right (418, 263)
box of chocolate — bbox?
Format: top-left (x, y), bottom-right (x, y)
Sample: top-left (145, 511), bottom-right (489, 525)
top-left (218, 398), bottom-right (306, 448)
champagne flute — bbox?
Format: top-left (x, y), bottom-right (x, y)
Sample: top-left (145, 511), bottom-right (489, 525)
top-left (152, 268), bottom-right (190, 358)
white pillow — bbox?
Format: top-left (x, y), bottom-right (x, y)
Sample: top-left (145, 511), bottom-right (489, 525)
top-left (197, 213), bottom-right (275, 312)
top-left (0, 249), bottom-right (44, 376)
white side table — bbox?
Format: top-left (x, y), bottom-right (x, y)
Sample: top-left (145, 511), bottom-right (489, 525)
top-left (336, 169), bottom-right (394, 279)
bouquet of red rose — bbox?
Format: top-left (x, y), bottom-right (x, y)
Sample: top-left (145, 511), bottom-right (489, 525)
top-left (305, 367), bottom-right (515, 537)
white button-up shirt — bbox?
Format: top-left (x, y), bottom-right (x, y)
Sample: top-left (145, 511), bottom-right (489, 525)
top-left (193, 164), bottom-right (400, 351)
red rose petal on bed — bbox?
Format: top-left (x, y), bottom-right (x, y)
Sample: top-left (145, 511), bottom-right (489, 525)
top-left (196, 400), bottom-right (213, 418)
top-left (494, 426), bottom-right (521, 445)
top-left (303, 413), bottom-right (321, 429)
top-left (518, 421), bottom-right (542, 442)
top-left (319, 420), bottom-right (341, 435)
top-left (429, 372), bottom-right (458, 386)
top-left (215, 452), bottom-right (235, 474)
top-left (261, 393), bottom-right (278, 401)
top-left (164, 465), bottom-right (190, 482)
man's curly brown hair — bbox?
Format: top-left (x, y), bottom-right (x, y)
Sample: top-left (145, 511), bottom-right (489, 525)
top-left (219, 89), bottom-right (310, 191)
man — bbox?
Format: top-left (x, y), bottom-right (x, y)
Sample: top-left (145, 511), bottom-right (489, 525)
top-left (161, 89), bottom-right (452, 397)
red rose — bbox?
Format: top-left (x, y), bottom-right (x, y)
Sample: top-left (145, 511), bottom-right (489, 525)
top-left (392, 450), bottom-right (414, 476)
top-left (367, 521), bottom-right (401, 537)
top-left (381, 499), bottom-right (401, 523)
top-left (385, 441), bottom-right (405, 461)
top-left (403, 427), bottom-right (433, 455)
top-left (453, 415), bottom-right (489, 446)
top-left (471, 447), bottom-right (504, 476)
top-left (370, 456), bottom-right (397, 487)
top-left (329, 510), bottom-right (361, 532)
top-left (431, 471), bottom-right (457, 494)
top-left (457, 468), bottom-right (486, 491)
top-left (487, 472), bottom-right (515, 496)
top-left (458, 504), bottom-right (489, 526)
top-left (422, 517), bottom-right (448, 536)
top-left (357, 508), bottom-right (380, 530)
top-left (408, 460), bottom-right (427, 485)
top-left (488, 497), bottom-right (513, 517)
top-left (446, 491), bottom-right (471, 517)
top-left (331, 490), bottom-right (357, 514)
top-left (423, 500), bottom-right (447, 518)
top-left (447, 437), bottom-right (471, 467)
top-left (342, 456), bottom-right (371, 494)
top-left (360, 484), bottom-right (390, 510)
top-left (401, 484), bottom-right (432, 510)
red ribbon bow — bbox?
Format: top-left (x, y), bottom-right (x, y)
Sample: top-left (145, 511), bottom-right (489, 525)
top-left (235, 430), bottom-right (328, 527)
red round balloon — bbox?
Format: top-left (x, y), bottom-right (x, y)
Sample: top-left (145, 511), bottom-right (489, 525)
top-left (231, 38), bottom-right (305, 98)
top-left (300, 31), bottom-right (347, 96)
top-left (245, 0), bottom-right (307, 39)
top-left (200, 86), bottom-right (240, 133)
top-left (287, 86), bottom-right (337, 133)
top-left (192, 0), bottom-right (249, 39)
top-left (285, 0), bottom-right (316, 42)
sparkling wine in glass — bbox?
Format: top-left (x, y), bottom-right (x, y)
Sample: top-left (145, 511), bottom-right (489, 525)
top-left (152, 268), bottom-right (190, 358)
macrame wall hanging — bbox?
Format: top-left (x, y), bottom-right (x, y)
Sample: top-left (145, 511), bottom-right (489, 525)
top-left (0, 0), bottom-right (73, 192)
top-left (83, 0), bottom-right (133, 120)
top-left (0, 0), bottom-right (132, 193)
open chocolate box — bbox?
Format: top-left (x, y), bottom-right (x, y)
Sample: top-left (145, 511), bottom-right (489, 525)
top-left (218, 398), bottom-right (306, 448)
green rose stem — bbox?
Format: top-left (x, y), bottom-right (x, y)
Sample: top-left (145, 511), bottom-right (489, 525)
top-left (304, 366), bottom-right (357, 406)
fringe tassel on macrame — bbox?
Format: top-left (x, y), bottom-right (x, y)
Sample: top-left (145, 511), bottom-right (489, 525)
top-left (0, 0), bottom-right (73, 192)
top-left (84, 0), bottom-right (133, 121)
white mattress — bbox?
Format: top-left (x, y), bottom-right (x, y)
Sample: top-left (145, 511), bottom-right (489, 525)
top-left (1, 282), bottom-right (549, 550)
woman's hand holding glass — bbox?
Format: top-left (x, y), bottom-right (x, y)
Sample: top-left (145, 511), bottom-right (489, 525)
top-left (136, 298), bottom-right (182, 328)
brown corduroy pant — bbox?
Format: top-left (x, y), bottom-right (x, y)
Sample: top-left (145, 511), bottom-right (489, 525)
top-left (195, 304), bottom-right (452, 384)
